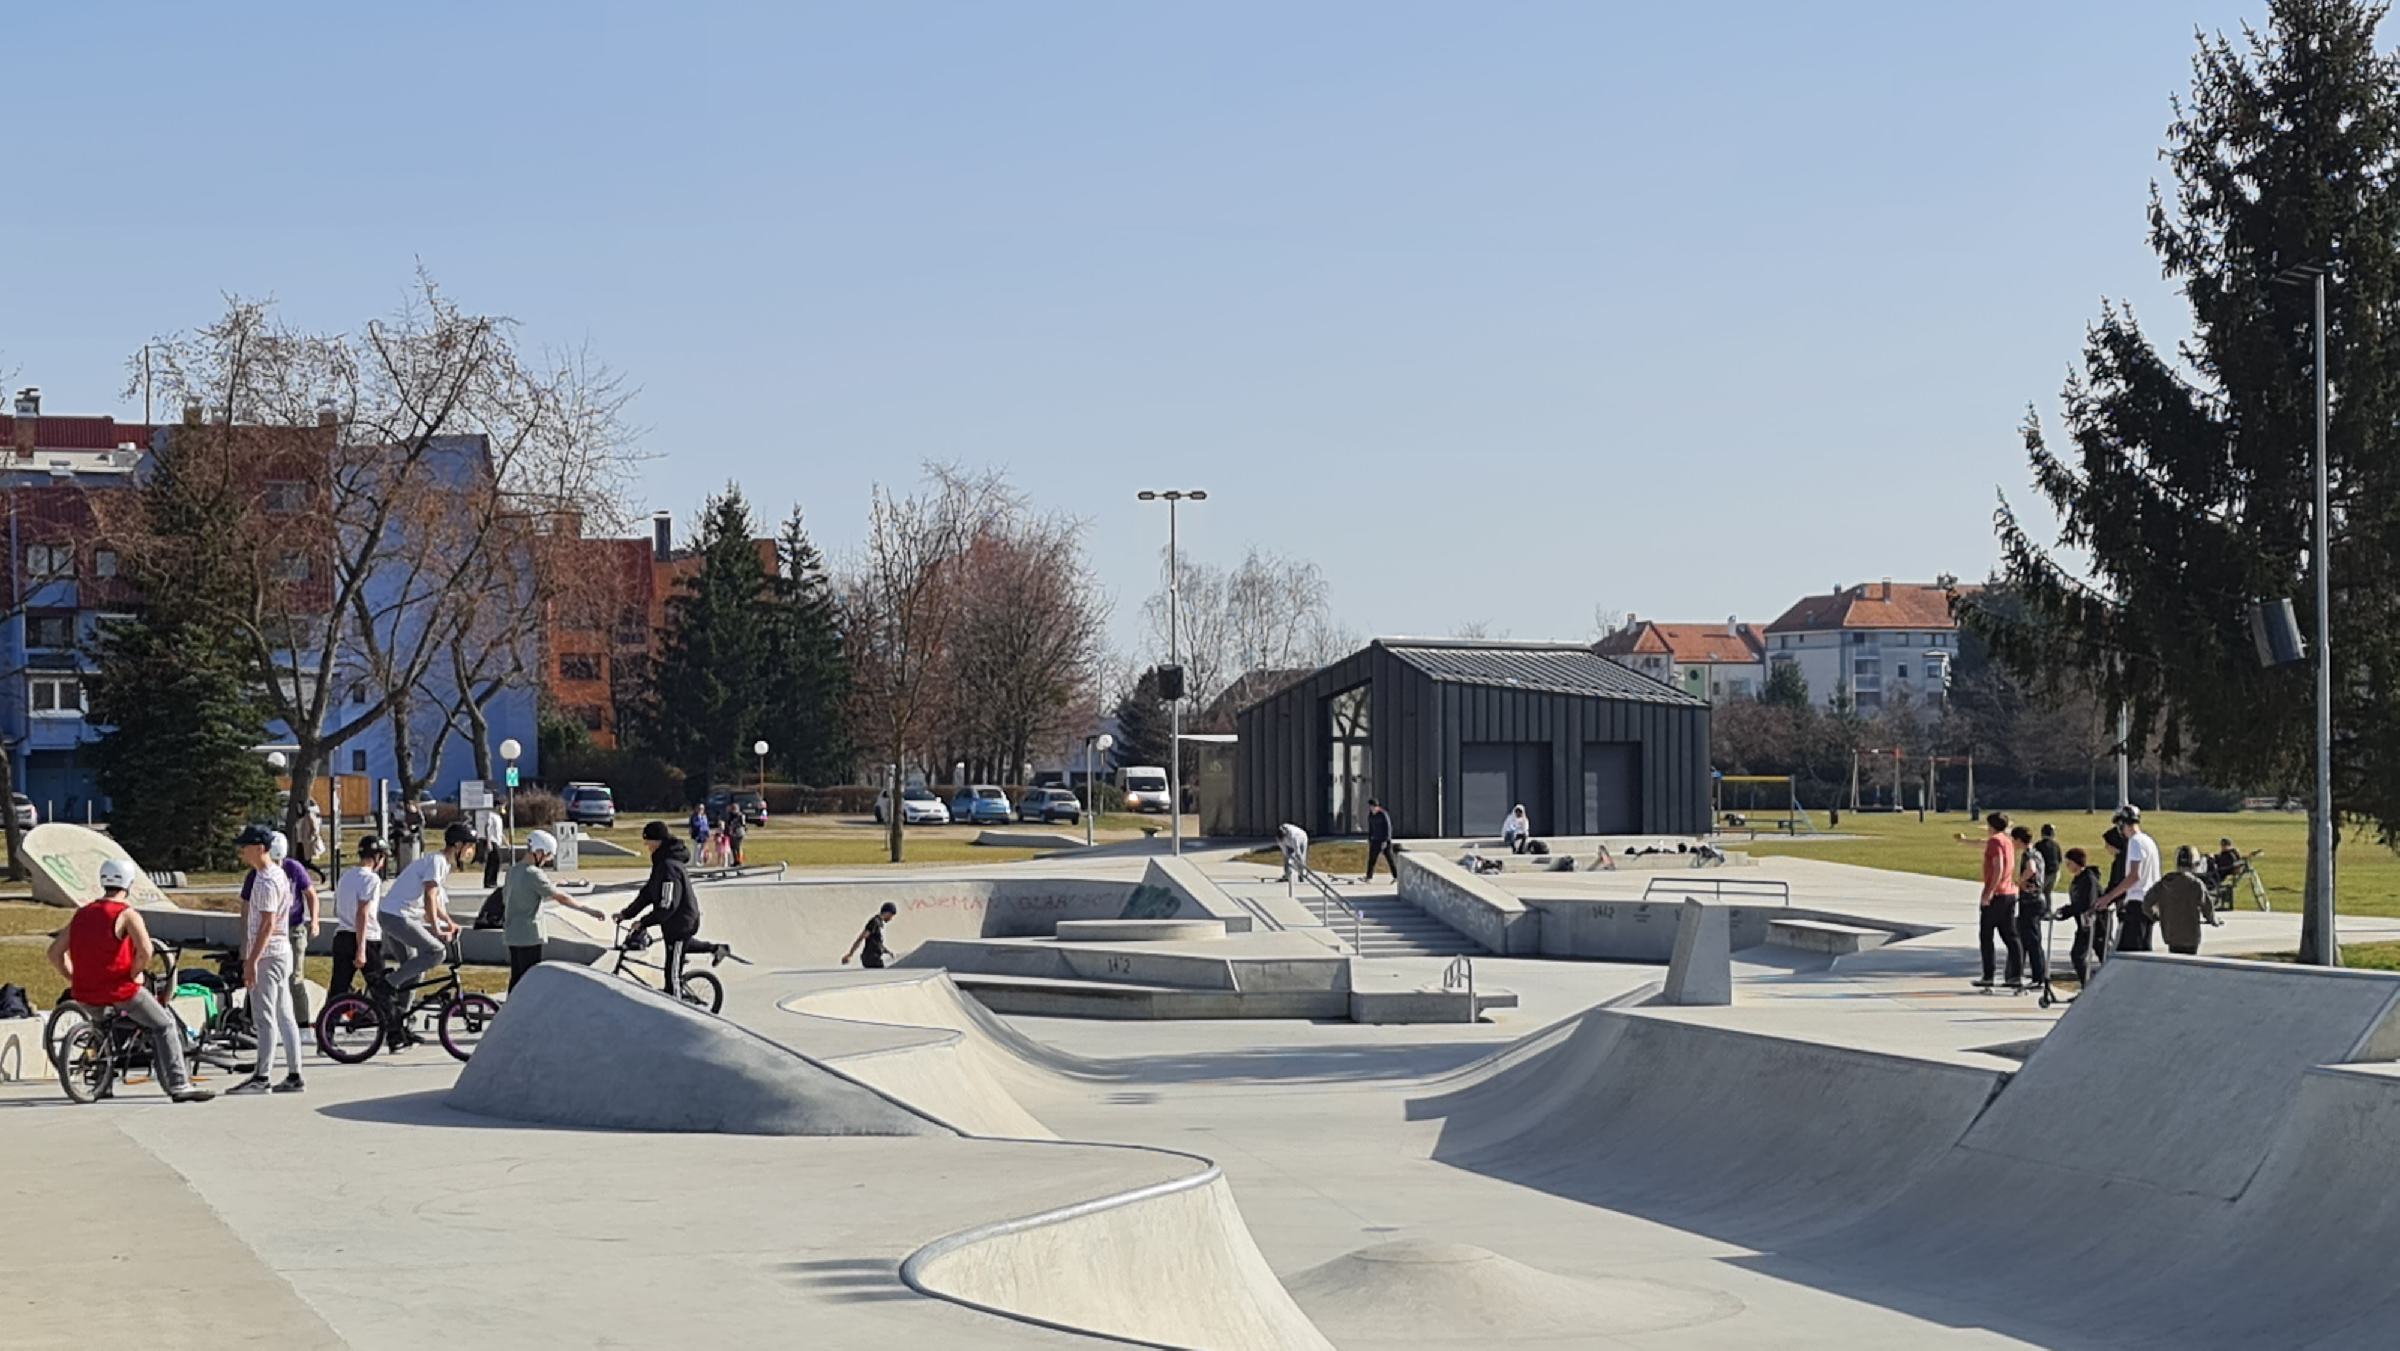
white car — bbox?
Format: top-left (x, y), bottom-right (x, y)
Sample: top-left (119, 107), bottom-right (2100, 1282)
top-left (1120, 767), bottom-right (1172, 813)
top-left (11, 793), bottom-right (33, 831)
top-left (875, 786), bottom-right (951, 826)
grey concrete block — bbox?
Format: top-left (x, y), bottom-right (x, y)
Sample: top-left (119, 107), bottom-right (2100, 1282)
top-left (449, 963), bottom-right (954, 1137)
top-left (1661, 900), bottom-right (1732, 1006)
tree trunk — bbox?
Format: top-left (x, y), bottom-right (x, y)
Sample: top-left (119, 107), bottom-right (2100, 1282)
top-left (0, 741), bottom-right (24, 881)
top-left (886, 756), bottom-right (904, 864)
top-left (2299, 811), bottom-right (2341, 967)
top-left (284, 745), bottom-right (321, 841)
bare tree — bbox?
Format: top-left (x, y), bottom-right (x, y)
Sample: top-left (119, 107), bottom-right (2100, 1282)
top-left (843, 466), bottom-right (1007, 862)
top-left (1145, 547), bottom-right (1346, 713)
top-left (940, 508), bottom-right (1107, 783)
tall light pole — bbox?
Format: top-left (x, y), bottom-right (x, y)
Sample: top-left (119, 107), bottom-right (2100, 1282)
top-left (499, 737), bottom-right (523, 848)
top-left (754, 739), bottom-right (770, 800)
top-left (1085, 732), bottom-right (1113, 848)
top-left (2276, 263), bottom-right (2338, 966)
top-left (1138, 489), bottom-right (1206, 856)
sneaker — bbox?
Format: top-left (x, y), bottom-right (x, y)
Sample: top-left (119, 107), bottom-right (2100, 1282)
top-left (1971, 977), bottom-right (1997, 989)
top-left (224, 1077), bottom-right (273, 1096)
top-left (169, 1087), bottom-right (216, 1104)
top-left (273, 1075), bottom-right (305, 1094)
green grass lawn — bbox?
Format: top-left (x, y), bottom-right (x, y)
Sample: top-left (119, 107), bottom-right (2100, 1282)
top-left (1740, 809), bottom-right (2400, 917)
top-left (1235, 840), bottom-right (1370, 875)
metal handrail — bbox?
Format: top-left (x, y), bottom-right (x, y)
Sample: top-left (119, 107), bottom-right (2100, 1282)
top-left (1442, 954), bottom-right (1475, 1014)
top-left (1641, 876), bottom-right (1792, 907)
top-left (1291, 865), bottom-right (1366, 955)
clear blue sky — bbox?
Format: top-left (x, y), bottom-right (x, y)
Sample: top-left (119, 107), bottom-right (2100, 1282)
top-left (9, 0), bottom-right (2262, 654)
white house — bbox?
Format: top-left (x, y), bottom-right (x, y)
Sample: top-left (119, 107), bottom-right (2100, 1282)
top-left (1761, 580), bottom-right (1960, 713)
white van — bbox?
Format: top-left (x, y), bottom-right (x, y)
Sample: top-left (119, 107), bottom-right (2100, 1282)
top-left (1119, 766), bottom-right (1172, 814)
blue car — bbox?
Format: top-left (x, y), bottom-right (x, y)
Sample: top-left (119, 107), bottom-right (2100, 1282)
top-left (948, 785), bottom-right (1014, 825)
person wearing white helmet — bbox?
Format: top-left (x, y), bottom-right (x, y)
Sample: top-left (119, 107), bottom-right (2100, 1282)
top-left (262, 828), bottom-right (321, 1020)
top-left (502, 827), bottom-right (606, 990)
top-left (46, 858), bottom-right (213, 1102)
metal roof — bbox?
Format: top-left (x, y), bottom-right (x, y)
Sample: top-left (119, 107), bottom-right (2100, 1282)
top-left (1376, 639), bottom-right (1705, 706)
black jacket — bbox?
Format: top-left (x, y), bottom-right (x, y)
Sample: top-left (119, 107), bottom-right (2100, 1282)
top-left (618, 838), bottom-right (700, 939)
top-left (1367, 809), bottom-right (1393, 845)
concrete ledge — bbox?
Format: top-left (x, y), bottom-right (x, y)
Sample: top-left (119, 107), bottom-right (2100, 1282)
top-left (1055, 918), bottom-right (1225, 943)
top-left (450, 963), bottom-right (953, 1136)
top-left (955, 974), bottom-right (1352, 1020)
top-left (973, 829), bottom-right (1087, 850)
top-left (1130, 857), bottom-right (1258, 933)
top-left (1394, 851), bottom-right (1536, 954)
top-left (1348, 987), bottom-right (1517, 1024)
top-left (1767, 917), bottom-right (1891, 956)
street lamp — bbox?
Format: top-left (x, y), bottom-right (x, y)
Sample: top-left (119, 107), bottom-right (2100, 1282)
top-left (1137, 489), bottom-right (1207, 856)
top-left (754, 740), bottom-right (770, 799)
top-left (1084, 732), bottom-right (1114, 848)
top-left (2274, 261), bottom-right (2338, 966)
top-left (499, 737), bottom-right (523, 847)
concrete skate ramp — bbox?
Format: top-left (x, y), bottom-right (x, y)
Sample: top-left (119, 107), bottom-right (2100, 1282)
top-left (902, 1154), bottom-right (1335, 1350)
top-left (1283, 1241), bottom-right (1741, 1348)
top-left (20, 822), bottom-right (172, 908)
top-left (450, 964), bottom-right (952, 1137)
top-left (1415, 1007), bottom-right (2006, 1247)
top-left (672, 877), bottom-right (1143, 971)
top-left (775, 976), bottom-right (1063, 1139)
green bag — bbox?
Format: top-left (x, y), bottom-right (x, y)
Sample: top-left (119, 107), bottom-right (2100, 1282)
top-left (173, 983), bottom-right (220, 1023)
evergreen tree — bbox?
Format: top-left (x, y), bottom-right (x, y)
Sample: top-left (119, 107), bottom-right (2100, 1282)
top-left (1981, 0), bottom-right (2400, 962)
top-left (649, 485), bottom-right (770, 788)
top-left (1762, 661), bottom-right (1810, 710)
top-left (1109, 668), bottom-right (1174, 773)
top-left (763, 506), bottom-right (850, 785)
top-left (90, 431), bottom-right (277, 869)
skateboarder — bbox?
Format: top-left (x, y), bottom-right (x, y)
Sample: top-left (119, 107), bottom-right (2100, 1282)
top-left (843, 902), bottom-right (899, 969)
top-left (1278, 822), bottom-right (1310, 882)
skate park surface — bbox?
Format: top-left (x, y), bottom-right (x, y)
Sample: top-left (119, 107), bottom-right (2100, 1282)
top-left (13, 846), bottom-right (2400, 1349)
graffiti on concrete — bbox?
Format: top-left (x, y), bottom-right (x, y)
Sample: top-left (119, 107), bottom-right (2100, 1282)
top-left (1119, 883), bottom-right (1182, 921)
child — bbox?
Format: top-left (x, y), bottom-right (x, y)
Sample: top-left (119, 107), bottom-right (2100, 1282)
top-left (2052, 846), bottom-right (2101, 984)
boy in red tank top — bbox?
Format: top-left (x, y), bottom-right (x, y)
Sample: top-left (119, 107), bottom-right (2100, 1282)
top-left (45, 859), bottom-right (213, 1102)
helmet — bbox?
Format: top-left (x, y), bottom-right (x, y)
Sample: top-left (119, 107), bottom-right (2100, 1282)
top-left (98, 858), bottom-right (138, 891)
top-left (355, 836), bottom-right (388, 859)
top-left (525, 829), bottom-right (558, 858)
top-left (235, 823), bottom-right (276, 850)
top-left (269, 830), bottom-right (290, 863)
top-left (443, 821), bottom-right (478, 849)
top-left (2112, 803), bottom-right (2143, 825)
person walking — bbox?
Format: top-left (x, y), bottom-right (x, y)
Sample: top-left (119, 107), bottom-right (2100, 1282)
top-left (380, 822), bottom-right (474, 1044)
top-left (2054, 846), bottom-right (2102, 984)
top-left (480, 801), bottom-right (508, 890)
top-left (1362, 800), bottom-right (1395, 882)
top-left (2010, 824), bottom-right (2048, 987)
top-left (2035, 825), bottom-right (2063, 900)
top-left (1974, 811), bottom-right (2024, 990)
top-left (688, 803), bottom-right (711, 855)
top-left (615, 821), bottom-right (702, 995)
top-left (231, 824), bottom-right (305, 1094)
top-left (843, 901), bottom-right (900, 969)
top-left (2098, 805), bottom-right (2162, 953)
top-left (46, 859), bottom-right (214, 1103)
top-left (2150, 845), bottom-right (2211, 956)
top-left (726, 806), bottom-right (748, 869)
top-left (293, 799), bottom-right (325, 882)
top-left (502, 830), bottom-right (607, 990)
top-left (330, 836), bottom-right (388, 998)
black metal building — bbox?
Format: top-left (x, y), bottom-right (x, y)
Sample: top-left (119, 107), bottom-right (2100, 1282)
top-left (1231, 639), bottom-right (1712, 839)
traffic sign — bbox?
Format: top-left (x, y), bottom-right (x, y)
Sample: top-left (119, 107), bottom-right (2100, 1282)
top-left (505, 766), bottom-right (520, 788)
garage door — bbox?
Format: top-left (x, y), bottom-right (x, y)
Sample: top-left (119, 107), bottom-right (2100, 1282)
top-left (1461, 743), bottom-right (1551, 835)
top-left (1582, 742), bottom-right (1643, 835)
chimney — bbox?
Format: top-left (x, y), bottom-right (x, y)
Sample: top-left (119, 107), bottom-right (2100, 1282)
top-left (315, 401), bottom-right (338, 428)
top-left (182, 398), bottom-right (203, 427)
top-left (10, 387), bottom-right (32, 459)
top-left (1881, 577), bottom-right (1893, 600)
top-left (652, 510), bottom-right (673, 562)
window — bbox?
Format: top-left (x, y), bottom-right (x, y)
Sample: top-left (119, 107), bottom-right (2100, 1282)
top-left (1897, 664), bottom-right (1910, 680)
top-left (559, 653), bottom-right (602, 682)
top-left (573, 704), bottom-right (605, 731)
top-left (272, 551), bottom-right (314, 582)
top-left (26, 543), bottom-right (72, 581)
top-left (93, 549), bottom-right (118, 579)
top-left (30, 675), bottom-right (84, 717)
top-left (26, 614), bottom-right (73, 649)
top-left (348, 681), bottom-right (367, 705)
top-left (351, 750), bottom-right (368, 773)
top-left (263, 481), bottom-right (310, 514)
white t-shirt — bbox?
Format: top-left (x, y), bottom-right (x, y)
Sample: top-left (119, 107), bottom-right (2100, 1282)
top-left (244, 864), bottom-right (294, 951)
top-left (2125, 832), bottom-right (2163, 901)
top-left (1279, 824), bottom-right (1309, 857)
top-left (1502, 811), bottom-right (1527, 839)
top-left (382, 852), bottom-right (451, 925)
top-left (336, 866), bottom-right (384, 942)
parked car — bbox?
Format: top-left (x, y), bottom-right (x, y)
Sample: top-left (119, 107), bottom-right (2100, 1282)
top-left (560, 782), bottom-right (616, 828)
top-left (949, 784), bottom-right (1013, 826)
top-left (11, 793), bottom-right (34, 831)
top-left (874, 786), bottom-right (951, 826)
top-left (1017, 787), bottom-right (1082, 825)
top-left (706, 789), bottom-right (768, 826)
top-left (1120, 767), bottom-right (1172, 814)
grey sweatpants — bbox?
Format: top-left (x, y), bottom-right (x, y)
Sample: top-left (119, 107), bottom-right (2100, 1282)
top-left (250, 940), bottom-right (304, 1081)
top-left (382, 912), bottom-right (447, 1006)
top-left (115, 988), bottom-right (195, 1095)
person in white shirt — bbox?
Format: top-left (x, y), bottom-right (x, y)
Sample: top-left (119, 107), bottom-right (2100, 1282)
top-left (228, 823), bottom-right (305, 1095)
top-left (1501, 805), bottom-right (1531, 854)
top-left (379, 822), bottom-right (475, 1043)
top-left (331, 836), bottom-right (389, 997)
top-left (2098, 804), bottom-right (2164, 952)
top-left (1277, 823), bottom-right (1310, 883)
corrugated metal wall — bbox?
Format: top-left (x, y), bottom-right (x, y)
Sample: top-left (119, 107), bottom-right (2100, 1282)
top-left (1231, 644), bottom-right (1712, 839)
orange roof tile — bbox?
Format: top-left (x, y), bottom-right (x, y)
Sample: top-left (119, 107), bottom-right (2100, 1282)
top-left (1765, 582), bottom-right (1958, 633)
top-left (1595, 621), bottom-right (1765, 665)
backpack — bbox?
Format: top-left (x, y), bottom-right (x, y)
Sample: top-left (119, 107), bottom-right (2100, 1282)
top-left (0, 983), bottom-right (31, 1020)
top-left (474, 886), bottom-right (508, 930)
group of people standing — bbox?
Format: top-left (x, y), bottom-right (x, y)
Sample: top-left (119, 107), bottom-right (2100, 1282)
top-left (1976, 804), bottom-right (2219, 992)
top-left (689, 802), bottom-right (749, 868)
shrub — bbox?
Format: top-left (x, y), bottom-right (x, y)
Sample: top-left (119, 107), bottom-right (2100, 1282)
top-left (509, 786), bottom-right (563, 828)
top-left (543, 746), bottom-right (687, 812)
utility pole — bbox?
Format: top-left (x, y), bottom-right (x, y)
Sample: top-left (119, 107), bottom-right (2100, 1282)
top-left (1138, 489), bottom-right (1207, 856)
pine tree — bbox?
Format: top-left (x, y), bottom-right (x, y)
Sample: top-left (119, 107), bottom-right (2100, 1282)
top-left (649, 486), bottom-right (770, 788)
top-left (1982, 0), bottom-right (2400, 962)
top-left (1109, 668), bottom-right (1174, 773)
top-left (1762, 661), bottom-right (1810, 710)
top-left (90, 431), bottom-right (277, 870)
top-left (763, 506), bottom-right (850, 785)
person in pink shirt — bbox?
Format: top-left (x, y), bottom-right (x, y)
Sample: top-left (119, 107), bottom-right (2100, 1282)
top-left (1974, 811), bottom-right (2025, 990)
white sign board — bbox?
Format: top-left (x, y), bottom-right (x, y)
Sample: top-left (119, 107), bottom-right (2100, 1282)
top-left (460, 781), bottom-right (494, 811)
